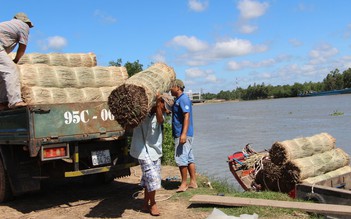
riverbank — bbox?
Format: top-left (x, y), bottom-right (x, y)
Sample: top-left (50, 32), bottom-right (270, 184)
top-left (0, 166), bottom-right (209, 219)
top-left (0, 165), bottom-right (313, 219)
top-left (193, 99), bottom-right (240, 105)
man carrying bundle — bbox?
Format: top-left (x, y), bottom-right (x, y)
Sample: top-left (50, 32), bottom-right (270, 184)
top-left (130, 93), bottom-right (174, 216)
top-left (0, 12), bottom-right (34, 110)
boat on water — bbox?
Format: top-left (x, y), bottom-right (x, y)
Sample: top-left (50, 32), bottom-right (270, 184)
top-left (227, 144), bottom-right (269, 191)
top-left (227, 145), bottom-right (351, 208)
top-left (298, 87), bottom-right (351, 97)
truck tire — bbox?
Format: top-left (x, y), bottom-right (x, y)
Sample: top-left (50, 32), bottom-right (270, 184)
top-left (0, 156), bottom-right (12, 203)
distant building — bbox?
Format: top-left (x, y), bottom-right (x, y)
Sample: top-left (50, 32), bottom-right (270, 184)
top-left (185, 90), bottom-right (204, 103)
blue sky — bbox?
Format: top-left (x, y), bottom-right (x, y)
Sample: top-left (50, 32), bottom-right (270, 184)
top-left (2, 0), bottom-right (351, 93)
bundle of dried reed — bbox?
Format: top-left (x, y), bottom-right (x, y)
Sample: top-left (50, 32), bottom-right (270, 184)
top-left (108, 62), bottom-right (176, 128)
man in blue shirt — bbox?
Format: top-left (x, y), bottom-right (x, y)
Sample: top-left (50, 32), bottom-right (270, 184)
top-left (170, 79), bottom-right (197, 192)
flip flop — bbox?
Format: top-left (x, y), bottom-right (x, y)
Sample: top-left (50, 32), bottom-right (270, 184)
top-left (9, 101), bottom-right (27, 109)
top-left (188, 184), bottom-right (198, 189)
top-left (149, 204), bottom-right (160, 216)
top-left (150, 211), bottom-right (160, 216)
top-left (176, 186), bottom-right (188, 193)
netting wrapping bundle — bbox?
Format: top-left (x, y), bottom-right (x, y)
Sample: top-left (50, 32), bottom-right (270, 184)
top-left (269, 132), bottom-right (336, 165)
top-left (303, 165), bottom-right (351, 184)
top-left (10, 52), bottom-right (97, 67)
top-left (254, 133), bottom-right (351, 192)
top-left (283, 148), bottom-right (350, 182)
top-left (16, 53), bottom-right (128, 105)
top-left (18, 64), bottom-right (127, 88)
top-left (108, 62), bottom-right (176, 128)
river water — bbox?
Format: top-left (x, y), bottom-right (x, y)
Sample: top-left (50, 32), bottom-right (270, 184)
top-left (192, 94), bottom-right (351, 188)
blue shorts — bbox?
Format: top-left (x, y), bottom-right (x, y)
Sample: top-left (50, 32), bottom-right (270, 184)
top-left (138, 155), bottom-right (161, 192)
top-left (174, 137), bottom-right (195, 166)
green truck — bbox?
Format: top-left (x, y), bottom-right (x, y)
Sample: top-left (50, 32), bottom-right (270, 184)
top-left (0, 101), bottom-right (137, 202)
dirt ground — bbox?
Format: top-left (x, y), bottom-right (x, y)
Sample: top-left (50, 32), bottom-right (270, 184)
top-left (0, 166), bottom-right (210, 219)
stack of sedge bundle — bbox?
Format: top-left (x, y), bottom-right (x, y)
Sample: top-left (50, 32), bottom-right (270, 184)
top-left (283, 148), bottom-right (350, 183)
top-left (303, 165), bottom-right (351, 184)
top-left (269, 132), bottom-right (336, 165)
top-left (254, 158), bottom-right (294, 193)
top-left (10, 52), bottom-right (97, 67)
top-left (18, 64), bottom-right (128, 104)
top-left (254, 133), bottom-right (350, 193)
top-left (108, 62), bottom-right (176, 128)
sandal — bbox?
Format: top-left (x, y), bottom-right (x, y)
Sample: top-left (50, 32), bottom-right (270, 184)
top-left (9, 101), bottom-right (27, 109)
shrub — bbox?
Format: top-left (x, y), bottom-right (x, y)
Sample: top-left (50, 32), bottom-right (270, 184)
top-left (162, 116), bottom-right (176, 166)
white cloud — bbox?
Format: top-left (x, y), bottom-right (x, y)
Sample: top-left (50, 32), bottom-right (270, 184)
top-left (205, 74), bottom-right (217, 82)
top-left (309, 43), bottom-right (339, 64)
top-left (236, 0), bottom-right (269, 34)
top-left (184, 59), bottom-right (209, 66)
top-left (185, 67), bottom-right (217, 82)
top-left (151, 51), bottom-right (166, 63)
top-left (344, 23), bottom-right (351, 39)
top-left (289, 38), bottom-right (303, 47)
top-left (185, 68), bottom-right (206, 78)
top-left (93, 9), bottom-right (117, 24)
top-left (237, 0), bottom-right (269, 20)
top-left (170, 35), bottom-right (209, 52)
top-left (227, 59), bottom-right (274, 70)
top-left (227, 55), bottom-right (292, 71)
top-left (251, 59), bottom-right (339, 87)
top-left (296, 3), bottom-right (315, 12)
top-left (169, 36), bottom-right (268, 66)
top-left (227, 61), bottom-right (241, 70)
top-left (341, 55), bottom-right (351, 68)
top-left (213, 38), bottom-right (266, 58)
top-left (39, 36), bottom-right (67, 51)
top-left (188, 0), bottom-right (209, 12)
top-left (239, 24), bottom-right (258, 34)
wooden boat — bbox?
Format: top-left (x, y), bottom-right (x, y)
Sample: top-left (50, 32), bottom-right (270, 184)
top-left (228, 145), bottom-right (351, 207)
top-left (298, 87), bottom-right (351, 97)
top-left (295, 172), bottom-right (351, 204)
top-left (295, 173), bottom-right (351, 219)
top-left (227, 144), bottom-right (269, 191)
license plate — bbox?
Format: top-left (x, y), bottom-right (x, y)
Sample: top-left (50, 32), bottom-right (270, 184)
top-left (91, 149), bottom-right (111, 166)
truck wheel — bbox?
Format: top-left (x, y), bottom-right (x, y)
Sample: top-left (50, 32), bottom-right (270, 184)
top-left (0, 157), bottom-right (12, 203)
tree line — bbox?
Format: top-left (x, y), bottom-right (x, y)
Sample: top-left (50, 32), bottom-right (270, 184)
top-left (203, 68), bottom-right (351, 100)
top-left (109, 59), bottom-right (351, 101)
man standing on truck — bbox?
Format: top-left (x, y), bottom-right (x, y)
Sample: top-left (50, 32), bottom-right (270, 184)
top-left (0, 12), bottom-right (34, 110)
top-left (170, 79), bottom-right (198, 192)
top-left (130, 93), bottom-right (174, 216)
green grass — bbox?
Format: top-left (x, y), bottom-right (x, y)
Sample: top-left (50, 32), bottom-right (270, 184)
top-left (160, 116), bottom-right (322, 218)
top-left (330, 110), bottom-right (344, 116)
top-left (162, 174), bottom-right (321, 218)
top-left (161, 117), bottom-right (176, 166)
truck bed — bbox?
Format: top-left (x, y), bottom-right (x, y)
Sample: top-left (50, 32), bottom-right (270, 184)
top-left (0, 102), bottom-right (125, 157)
